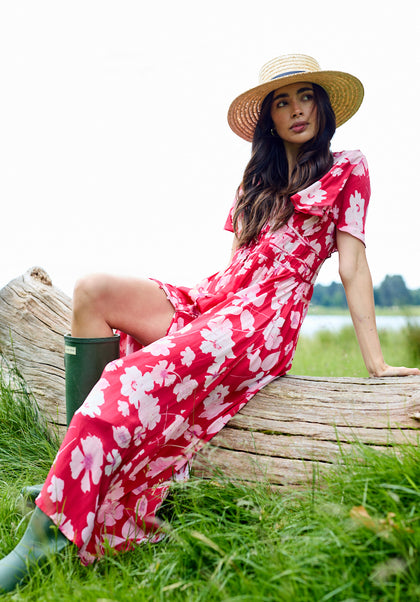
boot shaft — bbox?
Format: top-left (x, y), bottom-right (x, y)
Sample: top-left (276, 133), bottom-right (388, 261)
top-left (64, 334), bottom-right (120, 425)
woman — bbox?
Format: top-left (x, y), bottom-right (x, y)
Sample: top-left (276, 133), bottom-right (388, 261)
top-left (1, 54), bottom-right (419, 592)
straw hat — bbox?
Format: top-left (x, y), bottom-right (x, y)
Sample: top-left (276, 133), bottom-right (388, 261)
top-left (228, 54), bottom-right (364, 141)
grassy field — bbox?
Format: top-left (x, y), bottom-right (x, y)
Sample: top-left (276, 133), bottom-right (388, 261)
top-left (292, 321), bottom-right (420, 377)
top-left (0, 326), bottom-right (419, 600)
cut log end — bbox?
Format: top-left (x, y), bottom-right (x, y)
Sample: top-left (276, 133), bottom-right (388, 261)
top-left (27, 266), bottom-right (53, 286)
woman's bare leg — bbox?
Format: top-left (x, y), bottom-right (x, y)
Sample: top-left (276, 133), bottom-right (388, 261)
top-left (71, 274), bottom-right (175, 345)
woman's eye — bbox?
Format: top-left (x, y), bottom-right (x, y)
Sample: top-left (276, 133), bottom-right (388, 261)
top-left (276, 100), bottom-right (287, 108)
top-left (302, 94), bottom-right (314, 102)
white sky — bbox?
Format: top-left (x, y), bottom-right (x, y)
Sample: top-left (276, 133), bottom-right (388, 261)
top-left (1, 0), bottom-right (419, 297)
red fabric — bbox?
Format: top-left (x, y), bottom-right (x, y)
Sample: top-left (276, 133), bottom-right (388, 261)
top-left (36, 150), bottom-right (370, 564)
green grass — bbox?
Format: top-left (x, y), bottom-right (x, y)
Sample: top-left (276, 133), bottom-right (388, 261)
top-left (1, 339), bottom-right (420, 600)
top-left (292, 323), bottom-right (420, 377)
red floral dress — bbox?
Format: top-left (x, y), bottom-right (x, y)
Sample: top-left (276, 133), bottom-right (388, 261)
top-left (37, 150), bottom-right (370, 564)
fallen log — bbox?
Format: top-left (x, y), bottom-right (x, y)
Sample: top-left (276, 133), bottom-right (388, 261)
top-left (0, 268), bottom-right (419, 487)
top-left (0, 267), bottom-right (71, 425)
top-left (195, 375), bottom-right (420, 486)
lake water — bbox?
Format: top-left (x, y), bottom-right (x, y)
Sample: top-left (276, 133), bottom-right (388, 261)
top-left (301, 315), bottom-right (420, 337)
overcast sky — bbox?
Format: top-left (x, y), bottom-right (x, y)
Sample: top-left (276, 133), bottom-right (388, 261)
top-left (1, 0), bottom-right (419, 297)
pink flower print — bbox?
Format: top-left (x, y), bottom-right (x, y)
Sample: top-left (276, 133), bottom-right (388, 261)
top-left (331, 166), bottom-right (343, 177)
top-left (263, 320), bottom-right (284, 350)
top-left (173, 375), bottom-right (199, 402)
top-left (146, 455), bottom-right (179, 478)
top-left (47, 475), bottom-right (64, 503)
top-left (261, 351), bottom-right (280, 371)
top-left (184, 423), bottom-right (203, 442)
top-left (133, 425), bottom-right (146, 446)
top-left (107, 478), bottom-right (125, 501)
top-left (233, 285), bottom-right (267, 308)
top-left (301, 216), bottom-right (321, 236)
top-left (292, 282), bottom-right (310, 304)
top-left (144, 337), bottom-right (176, 357)
top-left (237, 372), bottom-right (265, 391)
top-left (306, 252), bottom-right (316, 268)
top-left (162, 414), bottom-right (188, 442)
top-left (290, 310), bottom-right (301, 329)
top-left (172, 462), bottom-right (190, 482)
top-left (150, 360), bottom-right (177, 387)
top-left (120, 366), bottom-right (154, 408)
top-left (169, 315), bottom-right (186, 332)
top-left (240, 309), bottom-right (255, 336)
top-left (180, 346), bottom-right (195, 367)
top-left (271, 277), bottom-right (295, 310)
top-left (81, 511), bottom-right (95, 545)
top-left (237, 256), bottom-right (254, 276)
top-left (105, 449), bottom-right (122, 476)
top-left (343, 149), bottom-right (365, 167)
top-left (352, 157), bottom-right (367, 176)
top-left (250, 265), bottom-right (270, 283)
top-left (127, 450), bottom-right (150, 481)
top-left (199, 318), bottom-right (236, 371)
top-left (298, 181), bottom-right (327, 207)
top-left (50, 512), bottom-right (74, 541)
top-left (247, 346), bottom-right (263, 372)
top-left (345, 191), bottom-right (365, 232)
top-left (207, 412), bottom-right (233, 435)
top-left (134, 495), bottom-right (148, 519)
top-left (97, 498), bottom-right (124, 527)
top-left (113, 425), bottom-right (131, 448)
top-left (334, 151), bottom-right (353, 166)
top-left (199, 384), bottom-right (231, 420)
top-left (332, 205), bottom-right (340, 220)
top-left (77, 378), bottom-right (109, 418)
top-left (121, 517), bottom-right (146, 542)
top-left (138, 394), bottom-right (161, 430)
top-left (70, 435), bottom-right (104, 493)
top-left (117, 400), bottom-right (130, 417)
top-left (215, 304), bottom-right (242, 319)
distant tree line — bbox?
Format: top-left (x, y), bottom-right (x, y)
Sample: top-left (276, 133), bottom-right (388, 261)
top-left (312, 275), bottom-right (420, 308)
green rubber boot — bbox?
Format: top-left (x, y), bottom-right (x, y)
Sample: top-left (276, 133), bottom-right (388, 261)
top-left (0, 507), bottom-right (69, 593)
top-left (20, 334), bottom-right (120, 506)
top-left (64, 334), bottom-right (120, 425)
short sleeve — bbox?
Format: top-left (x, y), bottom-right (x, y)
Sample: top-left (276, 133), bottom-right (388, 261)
top-left (224, 203), bottom-right (235, 232)
top-left (334, 154), bottom-right (371, 245)
top-left (224, 186), bottom-right (243, 233)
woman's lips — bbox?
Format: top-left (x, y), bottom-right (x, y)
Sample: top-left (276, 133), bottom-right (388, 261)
top-left (291, 122), bottom-right (308, 133)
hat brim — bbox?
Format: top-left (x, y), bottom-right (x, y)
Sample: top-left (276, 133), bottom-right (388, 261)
top-left (227, 70), bottom-right (364, 142)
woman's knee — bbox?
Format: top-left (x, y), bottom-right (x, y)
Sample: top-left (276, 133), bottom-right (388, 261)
top-left (72, 274), bottom-right (111, 318)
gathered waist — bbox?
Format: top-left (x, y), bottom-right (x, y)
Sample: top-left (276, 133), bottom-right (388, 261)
top-left (245, 242), bottom-right (323, 287)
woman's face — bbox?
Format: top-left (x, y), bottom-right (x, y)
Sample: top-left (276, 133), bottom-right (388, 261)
top-left (270, 81), bottom-right (318, 149)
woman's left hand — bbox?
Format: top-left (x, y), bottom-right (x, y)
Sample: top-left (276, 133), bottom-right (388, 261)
top-left (371, 364), bottom-right (420, 378)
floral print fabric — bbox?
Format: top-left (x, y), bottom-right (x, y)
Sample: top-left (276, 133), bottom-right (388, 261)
top-left (37, 150), bottom-right (370, 564)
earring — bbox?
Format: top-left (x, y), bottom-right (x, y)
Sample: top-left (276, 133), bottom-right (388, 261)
top-left (270, 128), bottom-right (277, 137)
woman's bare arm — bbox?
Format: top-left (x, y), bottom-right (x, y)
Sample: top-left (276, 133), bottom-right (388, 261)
top-left (336, 230), bottom-right (420, 377)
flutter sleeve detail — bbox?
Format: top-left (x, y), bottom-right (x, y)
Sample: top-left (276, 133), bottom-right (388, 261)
top-left (290, 150), bottom-right (371, 244)
top-left (333, 151), bottom-right (371, 245)
top-left (224, 204), bottom-right (235, 233)
top-left (224, 186), bottom-right (243, 233)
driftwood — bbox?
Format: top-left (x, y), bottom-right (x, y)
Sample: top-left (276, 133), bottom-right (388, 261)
top-left (0, 267), bottom-right (71, 425)
top-left (195, 375), bottom-right (420, 486)
top-left (0, 268), bottom-right (419, 487)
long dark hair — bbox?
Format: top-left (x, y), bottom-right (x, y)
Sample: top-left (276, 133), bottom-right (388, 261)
top-left (232, 83), bottom-right (336, 246)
